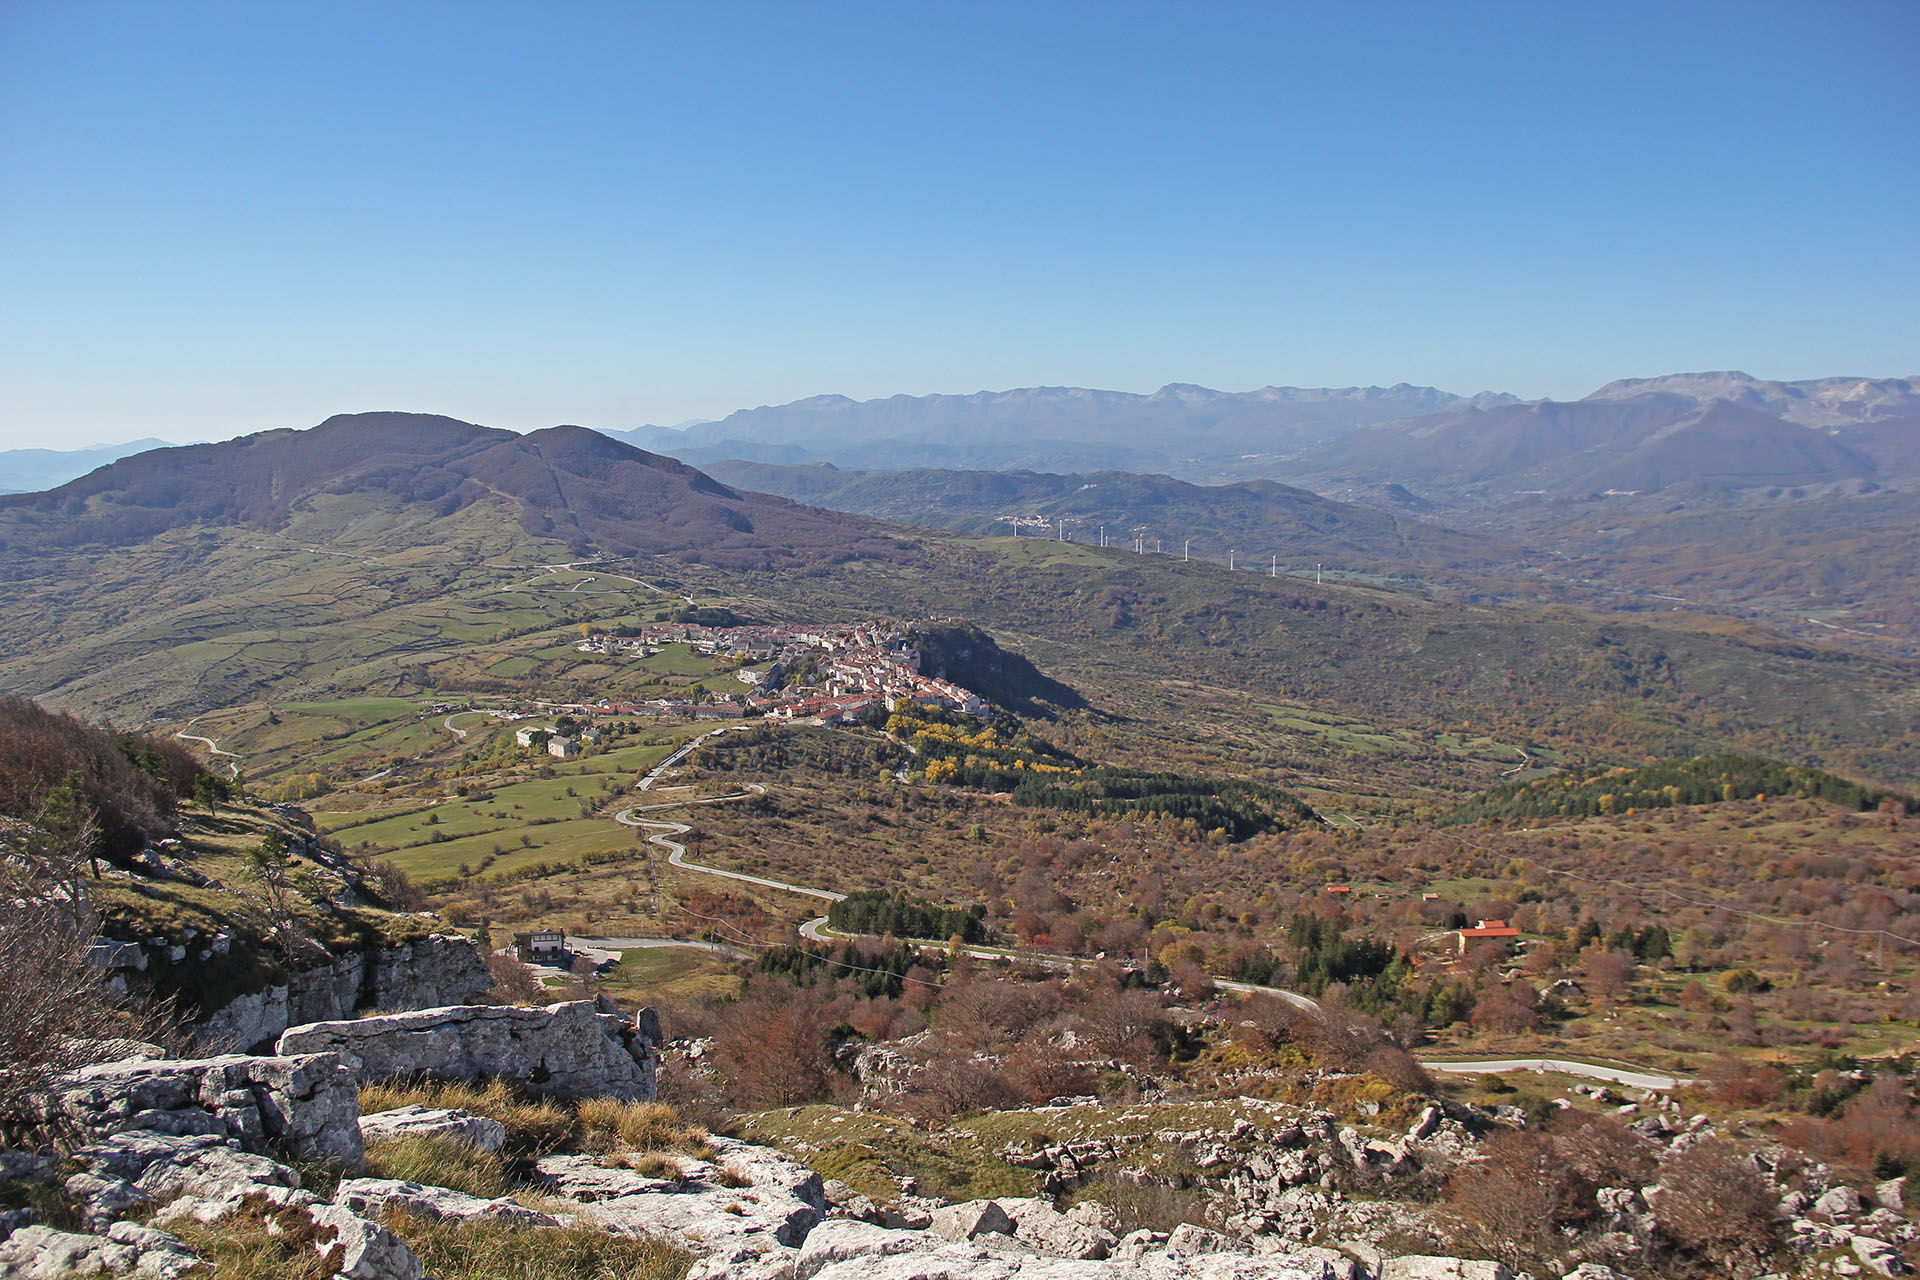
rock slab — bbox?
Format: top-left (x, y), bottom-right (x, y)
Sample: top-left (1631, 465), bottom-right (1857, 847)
top-left (277, 998), bottom-right (659, 1101)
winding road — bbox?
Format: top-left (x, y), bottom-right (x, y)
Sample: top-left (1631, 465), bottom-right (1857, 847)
top-left (174, 722), bottom-right (242, 778)
top-left (594, 724), bottom-right (1689, 1091)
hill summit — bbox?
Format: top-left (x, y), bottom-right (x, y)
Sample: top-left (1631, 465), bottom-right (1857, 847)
top-left (0, 412), bottom-right (914, 571)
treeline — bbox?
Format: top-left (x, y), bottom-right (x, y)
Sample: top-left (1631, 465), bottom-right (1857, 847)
top-left (826, 889), bottom-right (989, 944)
top-left (893, 706), bottom-right (1316, 839)
top-left (1446, 754), bottom-right (1918, 825)
top-left (1008, 768), bottom-right (1316, 841)
top-left (754, 939), bottom-right (932, 999)
top-left (0, 696), bottom-right (227, 859)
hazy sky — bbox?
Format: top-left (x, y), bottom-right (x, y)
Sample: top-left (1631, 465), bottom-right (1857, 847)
top-left (1, 1), bottom-right (1915, 450)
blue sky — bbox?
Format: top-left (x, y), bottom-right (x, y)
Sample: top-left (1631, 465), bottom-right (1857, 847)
top-left (1, 1), bottom-right (1915, 449)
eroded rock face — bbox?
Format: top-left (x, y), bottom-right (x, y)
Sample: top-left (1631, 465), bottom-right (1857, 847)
top-left (44, 1051), bottom-right (364, 1168)
top-left (192, 935), bottom-right (493, 1054)
top-left (275, 998), bottom-right (660, 1101)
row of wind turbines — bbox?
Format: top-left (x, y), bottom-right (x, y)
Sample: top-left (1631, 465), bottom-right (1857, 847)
top-left (994, 512), bottom-right (1328, 584)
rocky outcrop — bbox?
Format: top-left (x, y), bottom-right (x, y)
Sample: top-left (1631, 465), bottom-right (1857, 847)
top-left (275, 998), bottom-right (660, 1101)
top-left (192, 934), bottom-right (491, 1053)
top-left (359, 1104), bottom-right (506, 1153)
top-left (333, 1177), bottom-right (559, 1227)
top-left (0, 1222), bottom-right (202, 1280)
top-left (44, 1051), bottom-right (365, 1168)
top-left (65, 1131), bottom-right (305, 1228)
top-left (542, 1135), bottom-right (826, 1267)
top-left (759, 1217), bottom-right (1377, 1279)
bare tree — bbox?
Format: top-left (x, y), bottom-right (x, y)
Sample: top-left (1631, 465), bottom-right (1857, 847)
top-left (0, 826), bottom-right (173, 1135)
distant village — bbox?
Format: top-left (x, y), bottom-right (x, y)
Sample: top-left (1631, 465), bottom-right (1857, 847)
top-left (513, 619), bottom-right (986, 758)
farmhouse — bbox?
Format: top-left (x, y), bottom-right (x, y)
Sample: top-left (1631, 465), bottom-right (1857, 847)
top-left (1458, 919), bottom-right (1522, 953)
top-left (515, 928), bottom-right (566, 962)
top-left (547, 736), bottom-right (580, 759)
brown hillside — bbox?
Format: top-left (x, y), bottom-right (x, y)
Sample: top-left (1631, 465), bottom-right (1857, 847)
top-left (0, 413), bottom-right (921, 571)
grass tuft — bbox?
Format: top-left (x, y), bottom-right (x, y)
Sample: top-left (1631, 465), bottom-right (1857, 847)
top-left (363, 1134), bottom-right (509, 1199)
top-left (383, 1209), bottom-right (692, 1280)
top-left (359, 1078), bottom-right (578, 1159)
top-left (577, 1099), bottom-right (710, 1157)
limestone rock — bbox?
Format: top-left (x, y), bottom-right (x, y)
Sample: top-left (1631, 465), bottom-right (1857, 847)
top-left (46, 1051), bottom-right (364, 1168)
top-left (334, 1177), bottom-right (556, 1227)
top-left (0, 1222), bottom-right (200, 1280)
top-left (995, 1197), bottom-right (1116, 1259)
top-left (1852, 1235), bottom-right (1910, 1278)
top-left (191, 934), bottom-right (491, 1054)
top-left (1561, 1266), bottom-right (1633, 1280)
top-left (930, 1200), bottom-right (1016, 1243)
top-left (276, 998), bottom-right (659, 1101)
top-left (1878, 1177), bottom-right (1909, 1211)
top-left (307, 1203), bottom-right (425, 1280)
top-left (1817, 1185), bottom-right (1868, 1221)
top-left (1380, 1257), bottom-right (1514, 1280)
top-left (797, 1220), bottom-right (947, 1279)
top-left (65, 1131), bottom-right (304, 1226)
top-left (358, 1104), bottom-right (506, 1153)
top-left (1166, 1223), bottom-right (1250, 1258)
top-left (549, 1136), bottom-right (825, 1259)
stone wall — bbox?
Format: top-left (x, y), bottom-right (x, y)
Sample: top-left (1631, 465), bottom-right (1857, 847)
top-left (189, 933), bottom-right (491, 1053)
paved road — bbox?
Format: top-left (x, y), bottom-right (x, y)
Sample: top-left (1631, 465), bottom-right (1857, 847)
top-left (608, 726), bottom-right (1684, 1092)
top-left (571, 935), bottom-right (754, 962)
top-left (174, 723), bottom-right (242, 778)
top-left (1420, 1058), bottom-right (1689, 1091)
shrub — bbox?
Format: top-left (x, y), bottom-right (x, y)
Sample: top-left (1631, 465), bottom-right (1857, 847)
top-left (1653, 1138), bottom-right (1781, 1273)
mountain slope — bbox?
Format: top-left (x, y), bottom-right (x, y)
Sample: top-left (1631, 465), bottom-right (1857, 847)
top-left (0, 412), bottom-right (917, 571)
top-left (699, 460), bottom-right (1518, 579)
top-left (1583, 371), bottom-right (1920, 428)
top-left (1295, 395), bottom-right (1881, 502)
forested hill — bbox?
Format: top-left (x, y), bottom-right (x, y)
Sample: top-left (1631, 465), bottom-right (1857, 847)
top-left (0, 413), bottom-right (919, 572)
top-left (1446, 754), bottom-right (1918, 825)
top-left (700, 461), bottom-right (1514, 578)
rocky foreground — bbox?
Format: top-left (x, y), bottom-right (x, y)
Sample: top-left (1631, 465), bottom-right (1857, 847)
top-left (2, 999), bottom-right (1914, 1280)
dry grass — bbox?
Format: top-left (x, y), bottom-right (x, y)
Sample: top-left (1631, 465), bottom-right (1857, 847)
top-left (363, 1134), bottom-right (509, 1199)
top-left (383, 1209), bottom-right (691, 1280)
top-left (576, 1099), bottom-right (711, 1158)
top-left (358, 1078), bottom-right (576, 1159)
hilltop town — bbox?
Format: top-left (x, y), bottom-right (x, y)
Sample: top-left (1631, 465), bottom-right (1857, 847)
top-left (574, 618), bottom-right (982, 720)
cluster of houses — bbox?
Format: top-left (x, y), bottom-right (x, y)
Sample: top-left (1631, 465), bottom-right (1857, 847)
top-left (568, 618), bottom-right (987, 726)
top-left (514, 722), bottom-right (603, 758)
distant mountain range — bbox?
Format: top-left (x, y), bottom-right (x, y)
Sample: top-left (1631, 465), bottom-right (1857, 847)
top-left (0, 438), bottom-right (171, 494)
top-left (610, 371), bottom-right (1920, 503)
top-left (8, 372), bottom-right (1916, 508)
top-left (604, 382), bottom-right (1522, 473)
